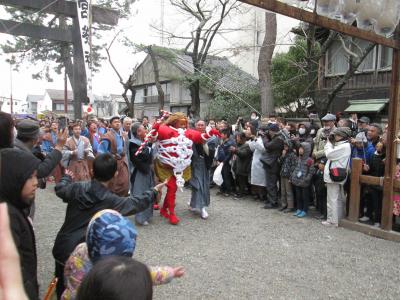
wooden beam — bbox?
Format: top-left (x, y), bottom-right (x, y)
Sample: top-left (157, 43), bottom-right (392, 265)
top-left (340, 219), bottom-right (400, 242)
top-left (0, 19), bottom-right (72, 42)
top-left (359, 175), bottom-right (382, 186)
top-left (238, 0), bottom-right (400, 49)
top-left (382, 37), bottom-right (400, 230)
top-left (0, 0), bottom-right (119, 26)
top-left (72, 18), bottom-right (85, 119)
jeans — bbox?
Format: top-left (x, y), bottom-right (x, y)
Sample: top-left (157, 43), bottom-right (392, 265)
top-left (280, 177), bottom-right (294, 208)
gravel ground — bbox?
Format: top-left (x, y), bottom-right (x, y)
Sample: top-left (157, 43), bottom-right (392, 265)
top-left (35, 185), bottom-right (400, 300)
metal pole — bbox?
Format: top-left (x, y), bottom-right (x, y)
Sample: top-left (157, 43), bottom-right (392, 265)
top-left (64, 68), bottom-right (68, 115)
top-left (9, 61), bottom-right (13, 114)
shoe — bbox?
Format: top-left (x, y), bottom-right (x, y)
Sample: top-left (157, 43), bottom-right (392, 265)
top-left (263, 203), bottom-right (278, 209)
top-left (160, 209), bottom-right (169, 219)
top-left (314, 214), bottom-right (325, 220)
top-left (201, 208), bottom-right (209, 219)
top-left (359, 216), bottom-right (370, 222)
top-left (223, 193), bottom-right (231, 197)
top-left (233, 193), bottom-right (243, 198)
top-left (216, 191), bottom-right (224, 195)
top-left (321, 220), bottom-right (333, 226)
top-left (293, 209), bottom-right (301, 216)
top-left (142, 221), bottom-right (149, 226)
top-left (153, 204), bottom-right (160, 210)
top-left (297, 211), bottom-right (307, 218)
top-left (169, 214), bottom-right (180, 225)
top-left (374, 223), bottom-right (380, 227)
top-left (278, 205), bottom-right (288, 212)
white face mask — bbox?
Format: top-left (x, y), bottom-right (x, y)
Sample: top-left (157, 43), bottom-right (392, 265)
top-left (250, 115), bottom-right (257, 120)
top-left (298, 128), bottom-right (306, 135)
top-left (310, 129), bottom-right (316, 135)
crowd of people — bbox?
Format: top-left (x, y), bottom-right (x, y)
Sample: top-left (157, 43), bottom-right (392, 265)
top-left (0, 109), bottom-right (389, 300)
top-left (212, 112), bottom-right (387, 228)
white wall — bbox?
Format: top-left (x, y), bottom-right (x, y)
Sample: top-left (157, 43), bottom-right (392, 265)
top-left (37, 92), bottom-right (53, 114)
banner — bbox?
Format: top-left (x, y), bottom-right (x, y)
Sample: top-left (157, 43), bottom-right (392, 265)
top-left (76, 0), bottom-right (94, 104)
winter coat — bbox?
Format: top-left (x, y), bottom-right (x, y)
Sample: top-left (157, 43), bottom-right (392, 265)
top-left (14, 137), bottom-right (62, 179)
top-left (52, 176), bottom-right (156, 264)
top-left (313, 127), bottom-right (336, 160)
top-left (0, 149), bottom-right (41, 300)
top-left (217, 138), bottom-right (235, 163)
top-left (324, 140), bottom-right (352, 184)
top-left (233, 142), bottom-right (252, 176)
top-left (261, 132), bottom-right (285, 170)
top-left (350, 142), bottom-right (375, 166)
top-left (295, 123), bottom-right (314, 150)
top-left (290, 142), bottom-right (316, 187)
top-left (248, 137), bottom-right (266, 187)
top-left (280, 150), bottom-right (297, 178)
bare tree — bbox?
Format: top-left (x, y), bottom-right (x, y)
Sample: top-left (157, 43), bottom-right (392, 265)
top-left (156, 0), bottom-right (240, 117)
top-left (105, 30), bottom-right (137, 117)
top-left (258, 11), bottom-right (277, 116)
top-left (143, 46), bottom-right (165, 110)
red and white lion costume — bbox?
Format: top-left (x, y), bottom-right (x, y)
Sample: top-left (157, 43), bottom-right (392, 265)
top-left (138, 112), bottom-right (219, 225)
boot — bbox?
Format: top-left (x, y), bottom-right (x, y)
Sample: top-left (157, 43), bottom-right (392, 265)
top-left (169, 214), bottom-right (180, 225)
top-left (160, 208), bottom-right (169, 219)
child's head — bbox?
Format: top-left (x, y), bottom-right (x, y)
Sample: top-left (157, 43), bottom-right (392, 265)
top-left (0, 149), bottom-right (39, 209)
top-left (235, 132), bottom-right (246, 144)
top-left (318, 158), bottom-right (327, 171)
top-left (76, 256), bottom-right (153, 300)
top-left (220, 128), bottom-right (230, 140)
top-left (298, 146), bottom-right (304, 156)
top-left (93, 154), bottom-right (118, 182)
top-left (86, 210), bottom-right (137, 263)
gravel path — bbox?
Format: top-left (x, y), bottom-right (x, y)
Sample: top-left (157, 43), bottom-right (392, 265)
top-left (35, 185), bottom-right (400, 299)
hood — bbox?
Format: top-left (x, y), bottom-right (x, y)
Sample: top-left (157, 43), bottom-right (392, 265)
top-left (86, 209), bottom-right (137, 263)
top-left (299, 142), bottom-right (312, 159)
top-left (0, 149), bottom-right (40, 209)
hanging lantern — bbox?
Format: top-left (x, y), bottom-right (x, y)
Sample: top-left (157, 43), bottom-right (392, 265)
top-left (355, 0), bottom-right (383, 30)
top-left (374, 0), bottom-right (400, 36)
top-left (317, 0), bottom-right (340, 18)
top-left (339, 0), bottom-right (361, 24)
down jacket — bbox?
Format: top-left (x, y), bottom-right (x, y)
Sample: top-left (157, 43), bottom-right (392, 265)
top-left (324, 140), bottom-right (352, 184)
top-left (290, 142), bottom-right (316, 187)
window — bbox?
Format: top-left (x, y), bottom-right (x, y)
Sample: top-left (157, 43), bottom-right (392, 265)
top-left (256, 30), bottom-right (263, 46)
top-left (326, 40), bottom-right (349, 75)
top-left (354, 39), bottom-right (376, 72)
top-left (54, 104), bottom-right (74, 111)
top-left (144, 87), bottom-right (148, 97)
top-left (378, 46), bottom-right (393, 70)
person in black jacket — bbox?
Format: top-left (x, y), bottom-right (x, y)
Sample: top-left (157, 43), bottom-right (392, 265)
top-left (0, 149), bottom-right (41, 300)
top-left (217, 128), bottom-right (236, 196)
top-left (261, 123), bottom-right (285, 209)
top-left (52, 153), bottom-right (166, 298)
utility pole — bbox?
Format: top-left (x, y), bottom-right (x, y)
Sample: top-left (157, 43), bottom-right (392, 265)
top-left (161, 0), bottom-right (165, 45)
top-left (64, 68), bottom-right (68, 115)
top-left (9, 61), bottom-right (13, 115)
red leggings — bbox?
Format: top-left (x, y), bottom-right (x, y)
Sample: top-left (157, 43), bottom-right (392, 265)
top-left (162, 176), bottom-right (178, 215)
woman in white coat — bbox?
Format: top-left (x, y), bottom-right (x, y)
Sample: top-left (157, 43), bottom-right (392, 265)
top-left (322, 127), bottom-right (352, 226)
top-left (248, 135), bottom-right (267, 200)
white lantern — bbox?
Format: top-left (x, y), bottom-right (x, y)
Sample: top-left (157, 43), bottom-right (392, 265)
top-left (355, 0), bottom-right (383, 30)
top-left (317, 0), bottom-right (340, 18)
top-left (339, 0), bottom-right (361, 24)
top-left (374, 0), bottom-right (400, 36)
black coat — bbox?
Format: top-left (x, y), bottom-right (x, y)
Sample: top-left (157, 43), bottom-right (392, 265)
top-left (0, 149), bottom-right (41, 300)
top-left (233, 143), bottom-right (252, 176)
top-left (52, 176), bottom-right (156, 263)
top-left (8, 204), bottom-right (39, 300)
top-left (261, 133), bottom-right (284, 170)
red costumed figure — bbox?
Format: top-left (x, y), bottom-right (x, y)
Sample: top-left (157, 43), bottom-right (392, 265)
top-left (136, 112), bottom-right (220, 225)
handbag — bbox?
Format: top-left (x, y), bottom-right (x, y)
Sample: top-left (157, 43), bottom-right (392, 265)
top-left (329, 158), bottom-right (350, 182)
top-left (213, 163), bottom-right (224, 186)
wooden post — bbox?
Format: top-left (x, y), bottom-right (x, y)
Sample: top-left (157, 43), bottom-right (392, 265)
top-left (382, 32), bottom-right (400, 230)
top-left (72, 17), bottom-right (86, 119)
top-left (349, 158), bottom-right (362, 222)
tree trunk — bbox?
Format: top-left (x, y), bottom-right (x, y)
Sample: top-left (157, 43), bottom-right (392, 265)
top-left (189, 77), bottom-right (201, 118)
top-left (147, 46), bottom-right (165, 110)
top-left (258, 11), bottom-right (277, 116)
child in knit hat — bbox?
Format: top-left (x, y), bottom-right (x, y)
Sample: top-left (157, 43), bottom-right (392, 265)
top-left (62, 210), bottom-right (184, 300)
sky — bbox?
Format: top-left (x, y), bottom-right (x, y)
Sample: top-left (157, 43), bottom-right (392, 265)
top-left (0, 0), bottom-right (299, 103)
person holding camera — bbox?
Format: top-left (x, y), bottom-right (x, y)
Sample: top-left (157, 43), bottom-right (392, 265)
top-left (261, 123), bottom-right (285, 209)
top-left (322, 127), bottom-right (352, 227)
top-left (313, 113), bottom-right (336, 160)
